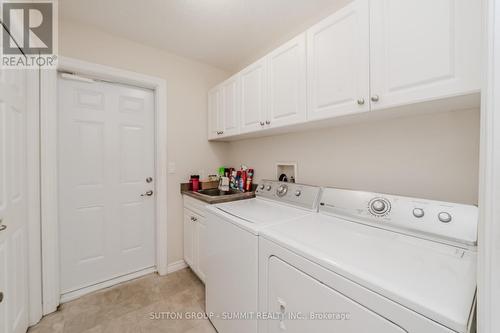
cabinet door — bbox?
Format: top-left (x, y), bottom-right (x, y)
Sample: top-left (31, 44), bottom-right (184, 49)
top-left (208, 87), bottom-right (222, 140)
top-left (369, 0), bottom-right (481, 110)
top-left (196, 217), bottom-right (207, 283)
top-left (220, 77), bottom-right (240, 137)
top-left (307, 0), bottom-right (370, 121)
top-left (240, 60), bottom-right (266, 133)
top-left (267, 33), bottom-right (307, 128)
top-left (183, 209), bottom-right (194, 267)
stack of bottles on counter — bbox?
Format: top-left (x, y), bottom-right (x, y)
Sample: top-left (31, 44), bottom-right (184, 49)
top-left (218, 165), bottom-right (254, 192)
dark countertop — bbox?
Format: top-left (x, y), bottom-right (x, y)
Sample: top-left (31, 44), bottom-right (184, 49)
top-left (180, 183), bottom-right (256, 204)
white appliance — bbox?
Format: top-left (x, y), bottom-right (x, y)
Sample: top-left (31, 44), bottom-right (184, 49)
top-left (205, 180), bottom-right (322, 333)
top-left (259, 187), bottom-right (478, 333)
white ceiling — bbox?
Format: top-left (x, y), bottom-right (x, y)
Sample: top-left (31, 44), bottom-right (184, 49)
top-left (59, 0), bottom-right (349, 72)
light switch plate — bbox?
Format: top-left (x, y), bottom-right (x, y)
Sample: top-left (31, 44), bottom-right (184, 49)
top-left (168, 162), bottom-right (176, 174)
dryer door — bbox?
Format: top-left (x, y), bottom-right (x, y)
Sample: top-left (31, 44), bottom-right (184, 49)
top-left (266, 256), bottom-right (407, 333)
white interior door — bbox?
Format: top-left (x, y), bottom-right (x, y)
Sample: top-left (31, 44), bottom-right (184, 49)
top-left (0, 68), bottom-right (30, 333)
top-left (58, 76), bottom-right (156, 296)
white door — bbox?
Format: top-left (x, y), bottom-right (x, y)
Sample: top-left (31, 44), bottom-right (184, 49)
top-left (369, 0), bottom-right (481, 110)
top-left (220, 77), bottom-right (240, 137)
top-left (307, 0), bottom-right (370, 120)
top-left (58, 77), bottom-right (156, 295)
top-left (240, 60), bottom-right (266, 134)
top-left (267, 33), bottom-right (307, 128)
top-left (0, 69), bottom-right (30, 333)
top-left (266, 257), bottom-right (406, 333)
top-left (208, 87), bottom-right (222, 140)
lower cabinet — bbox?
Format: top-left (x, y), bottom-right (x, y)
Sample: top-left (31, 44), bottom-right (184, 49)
top-left (183, 197), bottom-right (208, 283)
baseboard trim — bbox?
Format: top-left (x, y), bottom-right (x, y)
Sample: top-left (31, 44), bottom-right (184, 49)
top-left (167, 260), bottom-right (187, 274)
top-left (60, 267), bottom-right (156, 303)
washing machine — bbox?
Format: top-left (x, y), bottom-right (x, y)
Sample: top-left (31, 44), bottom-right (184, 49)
top-left (258, 187), bottom-right (477, 333)
top-left (205, 180), bottom-right (322, 333)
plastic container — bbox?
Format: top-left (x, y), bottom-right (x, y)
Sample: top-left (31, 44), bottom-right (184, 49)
top-left (190, 175), bottom-right (200, 192)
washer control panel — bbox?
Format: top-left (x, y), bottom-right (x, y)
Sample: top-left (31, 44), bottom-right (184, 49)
top-left (256, 180), bottom-right (321, 211)
top-left (319, 188), bottom-right (478, 247)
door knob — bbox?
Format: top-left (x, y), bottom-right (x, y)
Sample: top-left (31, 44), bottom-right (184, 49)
top-left (141, 190), bottom-right (154, 197)
top-left (0, 219), bottom-right (6, 232)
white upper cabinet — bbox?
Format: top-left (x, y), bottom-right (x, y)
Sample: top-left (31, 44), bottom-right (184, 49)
top-left (207, 0), bottom-right (481, 141)
top-left (220, 77), bottom-right (240, 136)
top-left (267, 33), bottom-right (307, 128)
top-left (240, 59), bottom-right (267, 134)
top-left (307, 0), bottom-right (370, 120)
top-left (208, 87), bottom-right (222, 140)
top-left (369, 0), bottom-right (481, 110)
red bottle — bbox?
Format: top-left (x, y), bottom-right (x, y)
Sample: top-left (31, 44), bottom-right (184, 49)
top-left (190, 175), bottom-right (200, 192)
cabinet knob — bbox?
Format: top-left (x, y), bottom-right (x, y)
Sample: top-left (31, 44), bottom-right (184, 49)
top-left (0, 219), bottom-right (6, 232)
top-left (260, 121), bottom-right (265, 126)
top-left (265, 120), bottom-right (271, 125)
top-left (371, 95), bottom-right (380, 102)
top-left (357, 98), bottom-right (365, 105)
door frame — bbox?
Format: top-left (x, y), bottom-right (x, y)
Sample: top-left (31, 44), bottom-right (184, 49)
top-left (39, 57), bottom-right (168, 315)
top-left (478, 0), bottom-right (500, 331)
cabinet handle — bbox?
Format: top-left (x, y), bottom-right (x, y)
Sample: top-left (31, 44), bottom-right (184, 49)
top-left (0, 291), bottom-right (3, 303)
top-left (0, 219), bottom-right (6, 232)
top-left (357, 98), bottom-right (365, 105)
top-left (190, 216), bottom-right (197, 222)
top-left (371, 95), bottom-right (380, 102)
top-left (265, 120), bottom-right (271, 125)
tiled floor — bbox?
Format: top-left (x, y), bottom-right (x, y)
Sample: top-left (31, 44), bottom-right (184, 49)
top-left (28, 268), bottom-right (217, 333)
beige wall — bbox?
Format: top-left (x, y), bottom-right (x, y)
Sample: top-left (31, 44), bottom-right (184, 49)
top-left (227, 109), bottom-right (480, 205)
top-left (59, 20), bottom-right (230, 265)
top-left (59, 19), bottom-right (480, 269)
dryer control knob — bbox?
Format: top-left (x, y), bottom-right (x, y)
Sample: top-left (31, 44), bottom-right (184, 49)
top-left (259, 184), bottom-right (265, 190)
top-left (438, 212), bottom-right (452, 223)
top-left (295, 190), bottom-right (302, 197)
top-left (276, 184), bottom-right (288, 197)
top-left (371, 199), bottom-right (386, 213)
top-left (413, 208), bottom-right (425, 218)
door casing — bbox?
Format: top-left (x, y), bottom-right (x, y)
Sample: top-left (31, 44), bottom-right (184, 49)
top-left (39, 57), bottom-right (168, 315)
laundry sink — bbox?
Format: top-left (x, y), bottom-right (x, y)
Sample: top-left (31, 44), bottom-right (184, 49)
top-left (197, 189), bottom-right (239, 196)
